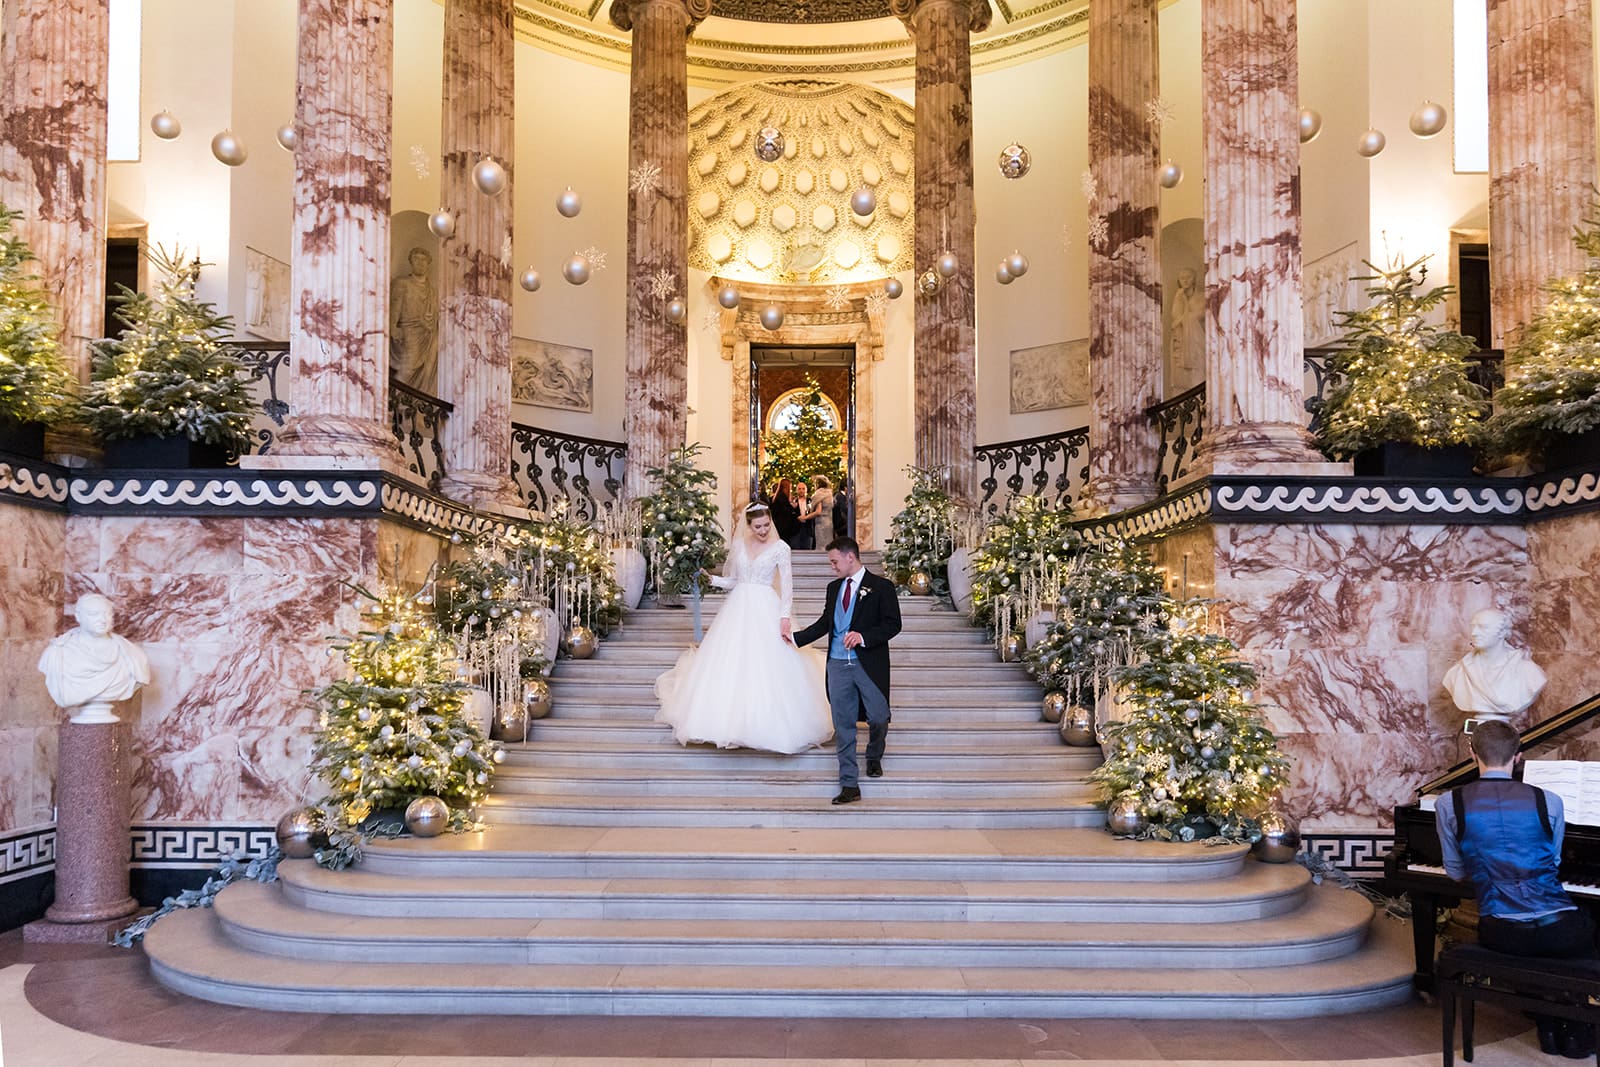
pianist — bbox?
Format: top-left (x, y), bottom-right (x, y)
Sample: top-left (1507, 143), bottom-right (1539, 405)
top-left (1436, 720), bottom-right (1596, 1058)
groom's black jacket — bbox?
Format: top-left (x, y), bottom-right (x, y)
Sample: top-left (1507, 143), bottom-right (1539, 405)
top-left (794, 569), bottom-right (902, 705)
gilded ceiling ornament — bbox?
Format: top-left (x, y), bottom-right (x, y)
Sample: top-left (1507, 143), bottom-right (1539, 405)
top-left (709, 0), bottom-right (892, 23)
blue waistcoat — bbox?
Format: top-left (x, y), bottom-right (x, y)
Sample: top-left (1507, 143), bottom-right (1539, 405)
top-left (1453, 778), bottom-right (1574, 921)
top-left (830, 578), bottom-right (858, 661)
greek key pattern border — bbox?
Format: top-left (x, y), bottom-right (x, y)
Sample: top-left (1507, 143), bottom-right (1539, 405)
top-left (1301, 832), bottom-right (1393, 878)
top-left (129, 823), bottom-right (276, 869)
top-left (0, 825), bottom-right (56, 886)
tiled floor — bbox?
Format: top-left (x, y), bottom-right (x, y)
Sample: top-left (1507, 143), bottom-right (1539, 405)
top-left (0, 930), bottom-right (1551, 1065)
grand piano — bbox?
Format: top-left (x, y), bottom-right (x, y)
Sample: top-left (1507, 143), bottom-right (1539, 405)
top-left (1386, 691), bottom-right (1600, 992)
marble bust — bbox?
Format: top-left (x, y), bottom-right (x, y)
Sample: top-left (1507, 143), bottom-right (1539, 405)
top-left (37, 594), bottom-right (151, 724)
top-left (1441, 608), bottom-right (1547, 722)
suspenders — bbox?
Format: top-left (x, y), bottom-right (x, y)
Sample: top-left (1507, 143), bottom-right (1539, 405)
top-left (1451, 780), bottom-right (1554, 843)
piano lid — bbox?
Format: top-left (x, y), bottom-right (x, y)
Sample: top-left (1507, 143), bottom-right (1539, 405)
top-left (1420, 690), bottom-right (1600, 795)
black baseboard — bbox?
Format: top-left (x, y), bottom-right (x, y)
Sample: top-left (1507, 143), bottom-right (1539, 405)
top-left (130, 867), bottom-right (215, 908)
top-left (0, 873), bottom-right (53, 933)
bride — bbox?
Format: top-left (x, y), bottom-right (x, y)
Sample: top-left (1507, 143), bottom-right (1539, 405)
top-left (654, 502), bottom-right (833, 753)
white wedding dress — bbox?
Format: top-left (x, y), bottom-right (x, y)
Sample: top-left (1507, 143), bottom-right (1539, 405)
top-left (654, 534), bottom-right (833, 753)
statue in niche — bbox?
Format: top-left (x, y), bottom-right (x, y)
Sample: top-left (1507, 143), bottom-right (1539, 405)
top-left (1442, 608), bottom-right (1548, 723)
top-left (37, 593), bottom-right (151, 725)
top-left (1167, 267), bottom-right (1205, 381)
top-left (389, 247), bottom-right (439, 393)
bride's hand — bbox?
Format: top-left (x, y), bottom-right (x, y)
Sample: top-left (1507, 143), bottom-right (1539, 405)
top-left (780, 618), bottom-right (793, 644)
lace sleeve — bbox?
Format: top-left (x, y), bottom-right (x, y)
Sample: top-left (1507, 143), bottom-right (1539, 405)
top-left (775, 544), bottom-right (794, 619)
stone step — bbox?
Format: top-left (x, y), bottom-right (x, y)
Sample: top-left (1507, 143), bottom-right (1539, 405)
top-left (480, 793), bottom-right (1103, 830)
top-left (545, 682), bottom-right (1045, 704)
top-left (210, 879), bottom-right (1372, 969)
top-left (274, 858), bottom-right (1312, 923)
top-left (522, 719), bottom-right (1065, 748)
top-left (551, 662), bottom-right (1034, 684)
top-left (489, 765), bottom-right (1096, 800)
top-left (145, 904), bottom-right (1415, 1018)
top-left (532, 701), bottom-right (1051, 723)
top-left (588, 643), bottom-right (1005, 664)
top-left (504, 740), bottom-right (1088, 773)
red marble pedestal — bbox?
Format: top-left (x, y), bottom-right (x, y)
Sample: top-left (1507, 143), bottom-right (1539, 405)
top-left (25, 720), bottom-right (137, 943)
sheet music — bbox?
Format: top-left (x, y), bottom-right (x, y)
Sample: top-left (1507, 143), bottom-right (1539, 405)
top-left (1522, 760), bottom-right (1600, 827)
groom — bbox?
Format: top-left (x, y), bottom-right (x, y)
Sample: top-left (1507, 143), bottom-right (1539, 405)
top-left (789, 536), bottom-right (902, 805)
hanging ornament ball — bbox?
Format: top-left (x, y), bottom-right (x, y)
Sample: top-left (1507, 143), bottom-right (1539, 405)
top-left (1041, 691), bottom-right (1068, 724)
top-left (884, 277), bottom-right (904, 300)
top-left (1158, 159), bottom-right (1184, 189)
top-left (996, 262), bottom-right (1014, 285)
top-left (404, 796), bottom-right (450, 838)
top-left (274, 123), bottom-right (297, 152)
top-left (665, 296), bottom-right (688, 326)
top-left (754, 125), bottom-right (785, 163)
top-left (406, 754), bottom-right (424, 770)
top-left (1005, 251), bottom-right (1029, 278)
top-left (1409, 100), bottom-right (1448, 138)
top-left (760, 304), bottom-right (785, 331)
top-left (935, 251), bottom-right (960, 279)
top-left (564, 624), bottom-right (598, 659)
top-left (150, 110), bottom-right (183, 140)
top-left (907, 571), bottom-right (933, 596)
top-left (997, 141), bottom-right (1032, 180)
top-left (850, 185), bottom-right (877, 217)
top-left (472, 157), bottom-right (508, 196)
top-left (917, 268), bottom-right (944, 298)
top-left (428, 210), bottom-right (456, 239)
top-left (717, 284), bottom-right (741, 309)
top-left (1298, 107), bottom-right (1324, 144)
top-left (562, 254), bottom-right (592, 286)
top-left (1107, 796), bottom-right (1149, 836)
top-left (998, 633), bottom-right (1024, 663)
top-left (1356, 128), bottom-right (1387, 158)
top-left (556, 186), bottom-right (582, 218)
top-left (1253, 811), bottom-right (1301, 863)
top-left (1059, 705), bottom-right (1097, 747)
top-left (275, 806), bottom-right (326, 859)
top-left (210, 130), bottom-right (248, 167)
top-left (519, 268), bottom-right (542, 293)
top-left (524, 679), bottom-right (553, 720)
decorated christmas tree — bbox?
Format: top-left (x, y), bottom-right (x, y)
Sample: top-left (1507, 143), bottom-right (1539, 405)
top-left (0, 205), bottom-right (74, 425)
top-left (1315, 256), bottom-right (1486, 458)
top-left (638, 443), bottom-right (728, 598)
top-left (881, 465), bottom-right (957, 592)
top-left (527, 502), bottom-right (625, 635)
top-left (1090, 607), bottom-right (1291, 842)
top-left (967, 494), bottom-right (1078, 628)
top-left (310, 585), bottom-right (502, 838)
top-left (759, 375), bottom-right (845, 489)
top-left (79, 247), bottom-right (255, 449)
top-left (437, 531), bottom-right (550, 681)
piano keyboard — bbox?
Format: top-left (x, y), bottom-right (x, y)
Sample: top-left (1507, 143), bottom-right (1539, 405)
top-left (1406, 863), bottom-right (1600, 898)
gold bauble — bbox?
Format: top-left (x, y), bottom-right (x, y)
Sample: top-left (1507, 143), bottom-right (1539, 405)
top-left (907, 571), bottom-right (932, 596)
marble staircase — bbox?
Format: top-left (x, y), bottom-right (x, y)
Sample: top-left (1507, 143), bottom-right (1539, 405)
top-left (144, 550), bottom-right (1416, 1017)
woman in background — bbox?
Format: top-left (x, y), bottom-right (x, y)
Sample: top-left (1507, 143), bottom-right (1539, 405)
top-left (810, 475), bottom-right (835, 549)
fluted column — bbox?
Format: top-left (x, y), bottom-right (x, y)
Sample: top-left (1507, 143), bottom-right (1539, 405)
top-left (274, 0), bottom-right (401, 462)
top-left (437, 0), bottom-right (518, 507)
top-left (1195, 0), bottom-right (1322, 471)
top-left (1085, 0), bottom-right (1162, 512)
top-left (893, 0), bottom-right (988, 505)
top-left (613, 0), bottom-right (707, 499)
top-left (0, 0), bottom-right (109, 385)
top-left (1487, 0), bottom-right (1597, 351)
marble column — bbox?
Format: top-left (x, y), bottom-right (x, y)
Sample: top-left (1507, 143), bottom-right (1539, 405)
top-left (1195, 0), bottom-right (1324, 472)
top-left (437, 0), bottom-right (519, 508)
top-left (0, 0), bottom-right (109, 388)
top-left (892, 0), bottom-right (988, 505)
top-left (272, 0), bottom-right (402, 464)
top-left (613, 0), bottom-right (709, 499)
top-left (1085, 0), bottom-right (1162, 512)
top-left (1487, 0), bottom-right (1598, 350)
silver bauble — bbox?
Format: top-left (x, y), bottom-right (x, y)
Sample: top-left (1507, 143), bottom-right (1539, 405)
top-left (562, 254), bottom-right (592, 285)
top-left (665, 296), bottom-right (688, 326)
top-left (1106, 796), bottom-right (1149, 836)
top-left (998, 633), bottom-right (1023, 663)
top-left (404, 795), bottom-right (450, 838)
top-left (884, 277), bottom-right (904, 300)
top-left (519, 268), bottom-right (542, 292)
top-left (210, 130), bottom-right (248, 167)
top-left (850, 185), bottom-right (877, 216)
top-left (907, 571), bottom-right (932, 596)
top-left (491, 703), bottom-right (528, 743)
top-left (556, 187), bottom-right (582, 218)
top-left (472, 157), bottom-right (508, 196)
top-left (1253, 811), bottom-right (1301, 863)
top-left (935, 251), bottom-right (959, 278)
top-left (917, 268), bottom-right (944, 298)
top-left (1041, 691), bottom-right (1068, 724)
top-left (275, 806), bottom-right (326, 859)
top-left (760, 305), bottom-right (784, 331)
top-left (564, 624), bottom-right (598, 659)
top-left (997, 142), bottom-right (1032, 179)
top-left (274, 123), bottom-right (297, 152)
top-left (428, 210), bottom-right (456, 239)
top-left (1298, 107), bottom-right (1324, 144)
top-left (1356, 128), bottom-right (1387, 158)
top-left (1409, 100), bottom-right (1448, 138)
top-left (1158, 160), bottom-right (1184, 188)
top-left (754, 125), bottom-right (784, 163)
top-left (1005, 251), bottom-right (1029, 278)
top-left (716, 284), bottom-right (741, 309)
top-left (150, 110), bottom-right (182, 140)
top-left (524, 679), bottom-right (552, 720)
top-left (1059, 705), bottom-right (1097, 747)
top-left (995, 262), bottom-right (1014, 285)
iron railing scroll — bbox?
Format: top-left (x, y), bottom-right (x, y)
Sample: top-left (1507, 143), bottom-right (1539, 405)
top-left (1147, 384), bottom-right (1205, 498)
top-left (973, 425), bottom-right (1091, 516)
top-left (390, 380), bottom-right (451, 490)
top-left (234, 341), bottom-right (291, 455)
top-left (510, 422), bottom-right (626, 520)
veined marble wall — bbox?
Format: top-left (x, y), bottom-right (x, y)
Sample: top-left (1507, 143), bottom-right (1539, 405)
top-left (0, 502), bottom-right (66, 837)
top-left (1528, 510), bottom-right (1600, 760)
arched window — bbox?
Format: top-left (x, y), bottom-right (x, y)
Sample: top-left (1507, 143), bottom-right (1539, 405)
top-left (766, 387), bottom-right (842, 435)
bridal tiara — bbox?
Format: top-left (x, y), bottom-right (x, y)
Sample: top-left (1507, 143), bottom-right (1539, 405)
top-left (744, 502), bottom-right (771, 517)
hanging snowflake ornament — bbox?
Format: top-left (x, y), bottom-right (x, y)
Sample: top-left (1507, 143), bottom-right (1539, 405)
top-left (1060, 223), bottom-right (1073, 253)
top-left (700, 306), bottom-right (724, 333)
top-left (580, 245), bottom-right (607, 273)
top-left (628, 160), bottom-right (662, 199)
top-left (864, 290), bottom-right (890, 318)
top-left (1144, 97), bottom-right (1175, 128)
top-left (499, 235), bottom-right (513, 269)
top-left (1080, 169), bottom-right (1098, 204)
top-left (823, 284), bottom-right (851, 311)
top-left (1088, 214), bottom-right (1110, 249)
top-left (646, 268), bottom-right (676, 301)
top-left (409, 145), bottom-right (431, 180)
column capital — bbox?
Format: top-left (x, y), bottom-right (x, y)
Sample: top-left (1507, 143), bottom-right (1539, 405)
top-left (888, 0), bottom-right (992, 34)
top-left (609, 0), bottom-right (713, 33)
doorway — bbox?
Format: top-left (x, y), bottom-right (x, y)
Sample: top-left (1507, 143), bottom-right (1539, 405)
top-left (750, 345), bottom-right (854, 540)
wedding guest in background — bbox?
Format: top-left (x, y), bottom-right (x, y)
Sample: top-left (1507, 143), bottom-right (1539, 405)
top-left (810, 475), bottom-right (835, 549)
top-left (771, 478), bottom-right (799, 545)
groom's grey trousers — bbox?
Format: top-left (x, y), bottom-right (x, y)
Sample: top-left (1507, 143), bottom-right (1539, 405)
top-left (826, 659), bottom-right (890, 788)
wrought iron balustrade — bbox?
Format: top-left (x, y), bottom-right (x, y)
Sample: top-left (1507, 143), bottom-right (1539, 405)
top-left (1147, 383), bottom-right (1205, 497)
top-left (510, 422), bottom-right (626, 520)
top-left (233, 340), bottom-right (291, 455)
top-left (390, 380), bottom-right (451, 490)
top-left (973, 425), bottom-right (1091, 515)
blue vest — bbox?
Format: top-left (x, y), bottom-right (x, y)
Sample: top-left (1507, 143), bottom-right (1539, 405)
top-left (830, 577), bottom-right (858, 660)
top-left (1452, 778), bottom-right (1574, 920)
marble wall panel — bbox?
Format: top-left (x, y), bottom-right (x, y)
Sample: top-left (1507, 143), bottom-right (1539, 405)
top-left (1527, 512), bottom-right (1600, 756)
top-left (0, 502), bottom-right (65, 836)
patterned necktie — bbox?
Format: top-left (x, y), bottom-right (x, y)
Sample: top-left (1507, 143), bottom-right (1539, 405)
top-left (841, 577), bottom-right (853, 613)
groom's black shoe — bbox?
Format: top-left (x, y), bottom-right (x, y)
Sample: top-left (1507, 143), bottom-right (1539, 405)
top-left (866, 759), bottom-right (883, 778)
top-left (831, 786), bottom-right (862, 805)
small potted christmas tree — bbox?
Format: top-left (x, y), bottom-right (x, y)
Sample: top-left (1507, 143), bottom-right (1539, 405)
top-left (639, 443), bottom-right (728, 607)
top-left (0, 205), bottom-right (76, 457)
top-left (1316, 256), bottom-right (1487, 477)
top-left (80, 247), bottom-right (255, 468)
top-left (882, 465), bottom-right (956, 595)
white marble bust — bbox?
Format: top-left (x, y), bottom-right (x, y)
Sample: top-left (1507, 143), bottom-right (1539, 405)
top-left (1441, 608), bottom-right (1547, 721)
top-left (37, 594), bottom-right (151, 724)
